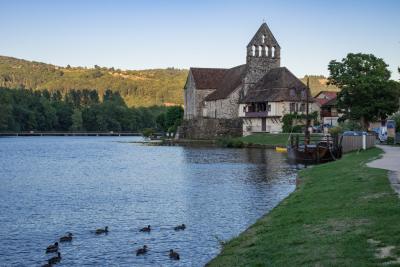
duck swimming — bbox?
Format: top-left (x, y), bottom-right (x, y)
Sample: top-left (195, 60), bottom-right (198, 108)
top-left (136, 245), bottom-right (148, 256)
top-left (169, 249), bottom-right (180, 260)
top-left (174, 224), bottom-right (186, 231)
top-left (46, 242), bottom-right (58, 253)
top-left (95, 226), bottom-right (108, 235)
top-left (48, 252), bottom-right (61, 265)
top-left (139, 225), bottom-right (151, 232)
top-left (59, 232), bottom-right (73, 242)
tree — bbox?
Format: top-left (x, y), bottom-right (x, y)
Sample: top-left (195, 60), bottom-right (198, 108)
top-left (70, 109), bottom-right (83, 131)
top-left (328, 53), bottom-right (400, 129)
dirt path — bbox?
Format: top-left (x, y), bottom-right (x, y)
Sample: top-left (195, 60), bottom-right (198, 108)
top-left (368, 145), bottom-right (400, 195)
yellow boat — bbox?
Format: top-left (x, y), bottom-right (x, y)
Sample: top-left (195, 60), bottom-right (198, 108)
top-left (275, 146), bottom-right (288, 153)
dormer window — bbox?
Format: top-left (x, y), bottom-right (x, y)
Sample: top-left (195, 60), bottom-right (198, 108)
top-left (290, 89), bottom-right (296, 97)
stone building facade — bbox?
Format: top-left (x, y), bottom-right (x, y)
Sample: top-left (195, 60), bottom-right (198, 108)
top-left (181, 23), bottom-right (318, 139)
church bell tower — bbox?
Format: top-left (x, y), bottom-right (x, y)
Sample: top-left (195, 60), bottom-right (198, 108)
top-left (243, 23), bottom-right (281, 94)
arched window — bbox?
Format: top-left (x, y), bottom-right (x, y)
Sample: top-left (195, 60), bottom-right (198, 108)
top-left (262, 35), bottom-right (266, 43)
top-left (271, 46), bottom-right (276, 58)
top-left (251, 45), bottom-right (256, 56)
top-left (258, 46), bottom-right (262, 57)
top-left (265, 46), bottom-right (269, 57)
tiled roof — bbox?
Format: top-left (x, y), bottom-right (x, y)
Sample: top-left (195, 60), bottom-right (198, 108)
top-left (204, 65), bottom-right (247, 101)
top-left (190, 68), bottom-right (228, 90)
top-left (314, 91), bottom-right (338, 106)
top-left (241, 67), bottom-right (313, 103)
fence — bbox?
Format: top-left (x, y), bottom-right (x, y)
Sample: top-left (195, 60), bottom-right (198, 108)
top-left (341, 135), bottom-right (376, 153)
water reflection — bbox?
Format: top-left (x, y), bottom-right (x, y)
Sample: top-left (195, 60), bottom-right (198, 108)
top-left (0, 137), bottom-right (298, 266)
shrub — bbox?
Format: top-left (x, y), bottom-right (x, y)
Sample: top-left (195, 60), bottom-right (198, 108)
top-left (329, 126), bottom-right (343, 135)
top-left (387, 137), bottom-right (395, 145)
top-left (142, 128), bottom-right (155, 138)
top-left (216, 137), bottom-right (244, 148)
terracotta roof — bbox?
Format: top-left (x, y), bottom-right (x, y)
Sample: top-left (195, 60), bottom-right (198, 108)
top-left (314, 91), bottom-right (338, 106)
top-left (321, 96), bottom-right (337, 107)
top-left (189, 68), bottom-right (227, 89)
top-left (204, 64), bottom-right (247, 101)
top-left (241, 67), bottom-right (313, 103)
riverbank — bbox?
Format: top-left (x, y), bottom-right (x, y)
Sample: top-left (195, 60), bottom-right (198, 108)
top-left (208, 148), bottom-right (400, 266)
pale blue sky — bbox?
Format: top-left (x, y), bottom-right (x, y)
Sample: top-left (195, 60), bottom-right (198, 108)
top-left (0, 0), bottom-right (399, 79)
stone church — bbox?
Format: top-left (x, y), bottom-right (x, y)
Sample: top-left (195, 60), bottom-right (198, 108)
top-left (180, 23), bottom-right (317, 139)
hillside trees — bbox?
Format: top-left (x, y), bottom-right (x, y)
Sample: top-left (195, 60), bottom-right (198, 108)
top-left (0, 87), bottom-right (181, 133)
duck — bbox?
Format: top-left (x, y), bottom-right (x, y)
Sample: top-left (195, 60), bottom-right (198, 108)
top-left (136, 245), bottom-right (148, 256)
top-left (169, 249), bottom-right (180, 260)
top-left (48, 252), bottom-right (61, 265)
top-left (139, 225), bottom-right (151, 232)
top-left (45, 242), bottom-right (58, 253)
top-left (59, 232), bottom-right (73, 242)
top-left (95, 226), bottom-right (108, 235)
top-left (174, 224), bottom-right (186, 231)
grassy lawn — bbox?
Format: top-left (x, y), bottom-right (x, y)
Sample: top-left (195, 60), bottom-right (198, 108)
top-left (238, 133), bottom-right (323, 147)
top-left (239, 133), bottom-right (292, 146)
top-left (207, 148), bottom-right (400, 266)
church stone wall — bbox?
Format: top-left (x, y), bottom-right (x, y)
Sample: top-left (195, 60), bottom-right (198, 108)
top-left (203, 87), bottom-right (241, 119)
top-left (178, 118), bottom-right (242, 140)
top-left (183, 72), bottom-right (215, 119)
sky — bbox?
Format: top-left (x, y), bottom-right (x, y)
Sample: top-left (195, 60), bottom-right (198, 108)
top-left (0, 0), bottom-right (399, 79)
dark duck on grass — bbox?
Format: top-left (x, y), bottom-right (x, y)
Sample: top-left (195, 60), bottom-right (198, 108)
top-left (140, 225), bottom-right (151, 232)
top-left (136, 245), bottom-right (148, 256)
top-left (169, 249), bottom-right (180, 260)
top-left (59, 232), bottom-right (73, 242)
top-left (45, 242), bottom-right (58, 253)
top-left (48, 252), bottom-right (61, 265)
top-left (174, 224), bottom-right (186, 231)
top-left (95, 226), bottom-right (108, 235)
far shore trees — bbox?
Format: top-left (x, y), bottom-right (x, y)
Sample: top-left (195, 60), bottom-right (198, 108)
top-left (328, 53), bottom-right (400, 130)
top-left (0, 87), bottom-right (181, 133)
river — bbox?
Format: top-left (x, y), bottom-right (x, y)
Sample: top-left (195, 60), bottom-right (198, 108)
top-left (0, 136), bottom-right (299, 266)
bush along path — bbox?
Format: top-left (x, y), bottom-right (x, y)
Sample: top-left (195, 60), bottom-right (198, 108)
top-left (207, 148), bottom-right (400, 266)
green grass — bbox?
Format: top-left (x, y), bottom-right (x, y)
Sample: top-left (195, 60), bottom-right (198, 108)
top-left (239, 133), bottom-right (323, 147)
top-left (239, 133), bottom-right (291, 146)
top-left (207, 148), bottom-right (400, 266)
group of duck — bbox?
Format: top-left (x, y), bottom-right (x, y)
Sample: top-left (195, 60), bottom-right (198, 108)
top-left (41, 223), bottom-right (186, 266)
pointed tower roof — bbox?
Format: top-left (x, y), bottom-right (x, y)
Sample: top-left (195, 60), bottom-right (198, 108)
top-left (247, 23), bottom-right (280, 48)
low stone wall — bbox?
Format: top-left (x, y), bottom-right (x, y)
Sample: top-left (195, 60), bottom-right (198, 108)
top-left (177, 118), bottom-right (243, 140)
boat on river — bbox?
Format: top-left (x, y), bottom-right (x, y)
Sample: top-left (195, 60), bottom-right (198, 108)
top-left (286, 78), bottom-right (342, 164)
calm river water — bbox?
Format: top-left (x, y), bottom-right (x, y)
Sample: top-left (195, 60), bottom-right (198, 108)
top-left (0, 137), bottom-right (299, 266)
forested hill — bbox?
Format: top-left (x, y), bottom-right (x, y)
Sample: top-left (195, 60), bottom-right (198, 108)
top-left (300, 75), bottom-right (340, 96)
top-left (0, 55), bottom-right (339, 106)
top-left (0, 55), bottom-right (188, 107)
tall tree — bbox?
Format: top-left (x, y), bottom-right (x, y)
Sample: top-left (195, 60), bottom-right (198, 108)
top-left (328, 53), bottom-right (400, 129)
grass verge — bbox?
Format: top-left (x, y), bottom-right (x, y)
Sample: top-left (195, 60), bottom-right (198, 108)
top-left (207, 148), bottom-right (400, 266)
top-left (238, 133), bottom-right (323, 147)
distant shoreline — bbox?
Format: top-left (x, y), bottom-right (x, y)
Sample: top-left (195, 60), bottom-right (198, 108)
top-left (0, 132), bottom-right (143, 137)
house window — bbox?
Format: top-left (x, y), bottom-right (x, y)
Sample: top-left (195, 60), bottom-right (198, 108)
top-left (301, 89), bottom-right (306, 99)
top-left (290, 89), bottom-right (296, 97)
top-left (267, 104), bottom-right (271, 112)
top-left (300, 103), bottom-right (305, 112)
top-left (290, 103), bottom-right (295, 113)
top-left (258, 102), bottom-right (266, 112)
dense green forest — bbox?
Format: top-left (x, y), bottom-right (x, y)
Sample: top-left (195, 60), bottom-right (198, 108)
top-left (0, 55), bottom-right (187, 107)
top-left (0, 87), bottom-right (183, 133)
